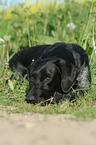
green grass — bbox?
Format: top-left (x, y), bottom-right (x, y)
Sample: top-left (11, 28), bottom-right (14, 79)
top-left (0, 0), bottom-right (96, 120)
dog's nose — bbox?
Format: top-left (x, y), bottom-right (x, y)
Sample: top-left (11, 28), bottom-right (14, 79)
top-left (26, 96), bottom-right (37, 104)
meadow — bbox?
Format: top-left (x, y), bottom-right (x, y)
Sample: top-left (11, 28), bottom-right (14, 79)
top-left (0, 0), bottom-right (96, 120)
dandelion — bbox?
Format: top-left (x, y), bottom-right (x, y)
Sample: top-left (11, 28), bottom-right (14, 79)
top-left (4, 35), bottom-right (11, 41)
top-left (67, 22), bottom-right (76, 30)
top-left (30, 4), bottom-right (40, 14)
top-left (4, 8), bottom-right (13, 20)
top-left (0, 38), bottom-right (5, 44)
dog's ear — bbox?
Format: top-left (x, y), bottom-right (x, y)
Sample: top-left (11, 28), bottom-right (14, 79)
top-left (55, 59), bottom-right (80, 93)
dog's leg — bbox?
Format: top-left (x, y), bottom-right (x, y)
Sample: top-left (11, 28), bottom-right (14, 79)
top-left (52, 92), bottom-right (63, 103)
top-left (65, 65), bottom-right (91, 102)
top-left (76, 65), bottom-right (91, 94)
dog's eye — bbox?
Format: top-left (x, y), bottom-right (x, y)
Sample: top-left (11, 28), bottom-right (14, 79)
top-left (31, 76), bottom-right (34, 79)
top-left (45, 77), bottom-right (50, 80)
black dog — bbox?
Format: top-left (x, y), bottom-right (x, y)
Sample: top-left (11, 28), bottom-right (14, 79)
top-left (9, 45), bottom-right (50, 81)
top-left (27, 43), bottom-right (91, 104)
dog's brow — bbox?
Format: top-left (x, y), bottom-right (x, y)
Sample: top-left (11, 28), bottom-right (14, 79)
top-left (40, 68), bottom-right (51, 81)
top-left (46, 63), bottom-right (55, 74)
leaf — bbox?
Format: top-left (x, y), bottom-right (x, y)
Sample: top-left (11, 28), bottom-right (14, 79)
top-left (36, 35), bottom-right (60, 44)
top-left (8, 80), bottom-right (14, 91)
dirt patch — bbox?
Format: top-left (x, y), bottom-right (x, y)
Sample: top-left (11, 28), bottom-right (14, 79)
top-left (0, 112), bottom-right (96, 145)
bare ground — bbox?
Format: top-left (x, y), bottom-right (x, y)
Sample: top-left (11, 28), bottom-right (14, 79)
top-left (0, 112), bottom-right (96, 145)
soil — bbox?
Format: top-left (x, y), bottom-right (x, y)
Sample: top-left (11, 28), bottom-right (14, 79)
top-left (0, 112), bottom-right (96, 145)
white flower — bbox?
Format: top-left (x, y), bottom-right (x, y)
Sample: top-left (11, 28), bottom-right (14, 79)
top-left (32, 59), bottom-right (35, 62)
top-left (0, 38), bottom-right (5, 44)
top-left (4, 35), bottom-right (11, 41)
top-left (32, 59), bottom-right (35, 64)
top-left (67, 22), bottom-right (75, 30)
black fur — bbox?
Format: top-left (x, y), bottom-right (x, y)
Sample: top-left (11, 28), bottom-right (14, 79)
top-left (27, 43), bottom-right (91, 104)
top-left (9, 45), bottom-right (50, 81)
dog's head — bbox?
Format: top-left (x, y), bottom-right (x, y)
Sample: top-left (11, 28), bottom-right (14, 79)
top-left (26, 58), bottom-right (79, 104)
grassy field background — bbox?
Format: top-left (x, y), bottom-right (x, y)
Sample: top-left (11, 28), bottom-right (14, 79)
top-left (0, 0), bottom-right (96, 119)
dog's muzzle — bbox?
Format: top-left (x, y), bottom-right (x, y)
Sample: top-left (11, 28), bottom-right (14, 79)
top-left (26, 95), bottom-right (37, 104)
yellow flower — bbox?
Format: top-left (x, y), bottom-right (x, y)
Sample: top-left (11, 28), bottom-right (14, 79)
top-left (4, 8), bottom-right (13, 20)
top-left (30, 4), bottom-right (41, 14)
top-left (0, 8), bottom-right (3, 13)
top-left (28, 19), bottom-right (35, 25)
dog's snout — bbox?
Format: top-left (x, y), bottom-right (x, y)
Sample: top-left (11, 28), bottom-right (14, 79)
top-left (26, 95), bottom-right (37, 104)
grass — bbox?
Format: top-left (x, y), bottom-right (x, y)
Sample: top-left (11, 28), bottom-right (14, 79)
top-left (0, 0), bottom-right (96, 120)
